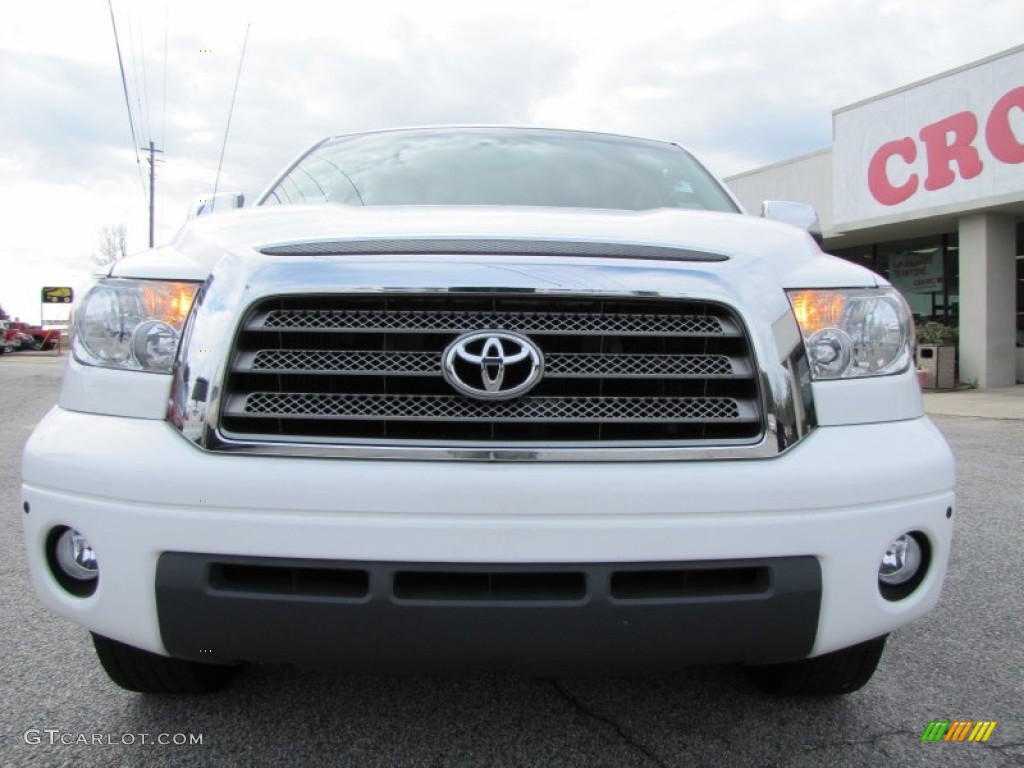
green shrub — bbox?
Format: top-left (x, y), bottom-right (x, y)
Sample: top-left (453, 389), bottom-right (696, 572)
top-left (916, 321), bottom-right (958, 345)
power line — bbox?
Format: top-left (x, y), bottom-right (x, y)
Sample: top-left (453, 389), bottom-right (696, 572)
top-left (107, 0), bottom-right (148, 201)
top-left (126, 14), bottom-right (149, 145)
top-left (138, 19), bottom-right (153, 142)
top-left (211, 23), bottom-right (250, 212)
top-left (160, 3), bottom-right (169, 236)
top-left (161, 3), bottom-right (169, 151)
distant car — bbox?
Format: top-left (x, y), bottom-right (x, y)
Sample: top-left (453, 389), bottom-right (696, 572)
top-left (14, 332), bottom-right (36, 350)
top-left (0, 321), bottom-right (17, 354)
top-left (23, 126), bottom-right (955, 696)
top-left (6, 322), bottom-right (60, 351)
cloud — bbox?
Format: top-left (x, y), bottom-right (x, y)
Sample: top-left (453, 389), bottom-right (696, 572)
top-left (182, 20), bottom-right (576, 189)
top-left (0, 51), bottom-right (132, 181)
top-left (135, 18), bottom-right (579, 227)
top-left (2, 0), bottom-right (1024, 322)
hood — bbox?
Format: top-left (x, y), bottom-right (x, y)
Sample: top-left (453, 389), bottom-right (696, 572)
top-left (110, 204), bottom-right (877, 289)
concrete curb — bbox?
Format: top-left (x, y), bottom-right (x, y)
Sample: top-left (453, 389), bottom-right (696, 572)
top-left (924, 385), bottom-right (1024, 420)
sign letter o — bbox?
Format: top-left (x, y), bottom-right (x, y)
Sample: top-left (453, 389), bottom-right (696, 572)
top-left (986, 86), bottom-right (1024, 164)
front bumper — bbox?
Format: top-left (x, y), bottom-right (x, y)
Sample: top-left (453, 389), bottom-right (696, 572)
top-left (22, 407), bottom-right (955, 669)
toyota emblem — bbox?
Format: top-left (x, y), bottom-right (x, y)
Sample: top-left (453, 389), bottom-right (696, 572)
top-left (442, 331), bottom-right (544, 400)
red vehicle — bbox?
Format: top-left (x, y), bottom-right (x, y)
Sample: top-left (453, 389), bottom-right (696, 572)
top-left (5, 321), bottom-right (61, 350)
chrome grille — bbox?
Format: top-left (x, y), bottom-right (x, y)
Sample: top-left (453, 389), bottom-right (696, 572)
top-left (220, 294), bottom-right (763, 445)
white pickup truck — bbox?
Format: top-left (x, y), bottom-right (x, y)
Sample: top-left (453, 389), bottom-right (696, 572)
top-left (22, 127), bottom-right (955, 695)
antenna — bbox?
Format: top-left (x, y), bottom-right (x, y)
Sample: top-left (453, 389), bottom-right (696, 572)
top-left (211, 23), bottom-right (250, 212)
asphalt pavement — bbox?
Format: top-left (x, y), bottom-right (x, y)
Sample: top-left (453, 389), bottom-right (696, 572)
top-left (1, 352), bottom-right (1022, 767)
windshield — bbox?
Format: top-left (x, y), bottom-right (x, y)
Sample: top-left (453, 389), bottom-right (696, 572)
top-left (259, 128), bottom-right (738, 213)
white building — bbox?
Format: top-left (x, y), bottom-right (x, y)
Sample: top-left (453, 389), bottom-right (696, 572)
top-left (727, 45), bottom-right (1024, 388)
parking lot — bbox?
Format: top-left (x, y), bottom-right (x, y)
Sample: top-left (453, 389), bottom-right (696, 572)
top-left (1, 352), bottom-right (1021, 767)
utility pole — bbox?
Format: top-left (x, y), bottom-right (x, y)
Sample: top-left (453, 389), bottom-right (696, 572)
top-left (143, 140), bottom-right (164, 248)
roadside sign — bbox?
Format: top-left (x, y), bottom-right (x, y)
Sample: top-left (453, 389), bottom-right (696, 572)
top-left (42, 287), bottom-right (74, 304)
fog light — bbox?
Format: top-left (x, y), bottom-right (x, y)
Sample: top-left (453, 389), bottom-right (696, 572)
top-left (879, 534), bottom-right (922, 585)
top-left (55, 528), bottom-right (98, 581)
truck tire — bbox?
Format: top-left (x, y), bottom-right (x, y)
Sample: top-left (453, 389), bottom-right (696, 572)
top-left (91, 633), bottom-right (239, 694)
top-left (744, 635), bottom-right (887, 696)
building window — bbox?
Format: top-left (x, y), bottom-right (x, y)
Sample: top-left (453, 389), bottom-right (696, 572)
top-left (943, 233), bottom-right (959, 330)
top-left (1016, 222), bottom-right (1023, 347)
top-left (880, 237), bottom-right (952, 325)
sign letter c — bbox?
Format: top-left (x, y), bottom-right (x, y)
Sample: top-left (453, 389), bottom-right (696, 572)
top-left (868, 138), bottom-right (918, 206)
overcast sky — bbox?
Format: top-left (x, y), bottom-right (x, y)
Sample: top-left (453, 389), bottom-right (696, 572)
top-left (2, 0), bottom-right (1022, 322)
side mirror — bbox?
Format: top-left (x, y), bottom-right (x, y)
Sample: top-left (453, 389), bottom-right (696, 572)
top-left (760, 200), bottom-right (822, 244)
top-left (189, 192), bottom-right (246, 219)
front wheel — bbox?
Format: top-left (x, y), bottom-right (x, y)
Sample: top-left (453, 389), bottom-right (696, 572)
top-left (744, 635), bottom-right (887, 696)
top-left (91, 633), bottom-right (239, 694)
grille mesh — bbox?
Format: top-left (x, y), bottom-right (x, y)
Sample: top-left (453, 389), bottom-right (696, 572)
top-left (247, 350), bottom-right (738, 378)
top-left (257, 308), bottom-right (728, 336)
top-left (252, 350), bottom-right (439, 374)
top-left (219, 294), bottom-right (762, 445)
top-left (233, 393), bottom-right (747, 422)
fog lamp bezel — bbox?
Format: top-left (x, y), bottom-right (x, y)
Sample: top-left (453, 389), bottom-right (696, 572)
top-left (878, 531), bottom-right (930, 602)
top-left (46, 526), bottom-right (99, 598)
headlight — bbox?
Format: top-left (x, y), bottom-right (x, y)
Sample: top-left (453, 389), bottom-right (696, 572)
top-left (73, 278), bottom-right (200, 373)
top-left (787, 287), bottom-right (913, 380)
